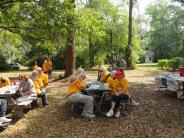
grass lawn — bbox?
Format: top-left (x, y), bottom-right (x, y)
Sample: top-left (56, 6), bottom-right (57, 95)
top-left (1, 66), bottom-right (184, 138)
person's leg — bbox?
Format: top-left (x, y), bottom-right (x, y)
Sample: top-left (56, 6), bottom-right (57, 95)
top-left (106, 95), bottom-right (118, 117)
top-left (69, 93), bottom-right (94, 115)
top-left (0, 99), bottom-right (7, 117)
top-left (41, 89), bottom-right (47, 107)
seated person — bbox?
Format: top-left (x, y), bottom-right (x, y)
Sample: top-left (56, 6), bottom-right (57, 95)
top-left (16, 75), bottom-right (37, 102)
top-left (31, 71), bottom-right (47, 107)
top-left (106, 71), bottom-right (129, 118)
top-left (107, 70), bottom-right (116, 96)
top-left (98, 68), bottom-right (110, 83)
top-left (67, 75), bottom-right (95, 118)
top-left (36, 67), bottom-right (49, 88)
top-left (0, 76), bottom-right (10, 88)
top-left (76, 68), bottom-right (85, 76)
top-left (0, 99), bottom-right (12, 124)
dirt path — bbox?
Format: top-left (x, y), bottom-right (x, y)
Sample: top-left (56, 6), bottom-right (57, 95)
top-left (1, 67), bottom-right (184, 138)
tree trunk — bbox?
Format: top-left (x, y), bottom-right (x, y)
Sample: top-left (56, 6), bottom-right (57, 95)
top-left (64, 0), bottom-right (76, 77)
top-left (126, 0), bottom-right (133, 68)
top-left (89, 34), bottom-right (94, 67)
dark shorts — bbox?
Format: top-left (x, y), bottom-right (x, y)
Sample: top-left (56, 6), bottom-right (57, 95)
top-left (111, 94), bottom-right (129, 108)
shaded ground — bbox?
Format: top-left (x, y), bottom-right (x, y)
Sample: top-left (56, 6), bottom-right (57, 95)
top-left (1, 67), bottom-right (184, 138)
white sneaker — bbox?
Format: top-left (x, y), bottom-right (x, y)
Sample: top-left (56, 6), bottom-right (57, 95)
top-left (115, 110), bottom-right (121, 118)
top-left (0, 117), bottom-right (12, 123)
top-left (106, 110), bottom-right (114, 117)
top-left (82, 112), bottom-right (95, 118)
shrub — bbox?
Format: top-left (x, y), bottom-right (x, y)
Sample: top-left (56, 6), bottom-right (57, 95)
top-left (157, 59), bottom-right (168, 69)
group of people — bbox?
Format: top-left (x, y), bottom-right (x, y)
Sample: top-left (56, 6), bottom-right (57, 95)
top-left (32, 58), bottom-right (53, 77)
top-left (67, 67), bottom-right (131, 118)
top-left (0, 62), bottom-right (50, 125)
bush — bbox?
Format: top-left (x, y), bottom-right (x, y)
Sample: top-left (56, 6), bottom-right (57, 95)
top-left (157, 59), bottom-right (168, 69)
top-left (157, 57), bottom-right (184, 70)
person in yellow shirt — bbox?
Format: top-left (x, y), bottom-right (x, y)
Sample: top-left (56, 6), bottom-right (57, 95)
top-left (36, 67), bottom-right (48, 88)
top-left (107, 70), bottom-right (117, 96)
top-left (98, 68), bottom-right (110, 83)
top-left (67, 75), bottom-right (95, 118)
top-left (106, 71), bottom-right (129, 118)
top-left (32, 71), bottom-right (47, 107)
top-left (32, 61), bottom-right (38, 70)
top-left (46, 58), bottom-right (53, 77)
top-left (0, 76), bottom-right (10, 88)
top-left (42, 60), bottom-right (48, 74)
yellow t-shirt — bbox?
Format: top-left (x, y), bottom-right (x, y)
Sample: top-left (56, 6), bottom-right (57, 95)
top-left (42, 63), bottom-right (47, 73)
top-left (113, 78), bottom-right (129, 96)
top-left (46, 60), bottom-right (52, 70)
top-left (0, 79), bottom-right (10, 88)
top-left (33, 65), bottom-right (38, 70)
top-left (68, 79), bottom-right (85, 95)
top-left (100, 71), bottom-right (109, 83)
top-left (107, 77), bottom-right (115, 96)
top-left (33, 79), bottom-right (43, 95)
top-left (39, 72), bottom-right (48, 86)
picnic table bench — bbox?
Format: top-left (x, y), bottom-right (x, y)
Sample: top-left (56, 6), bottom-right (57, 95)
top-left (0, 85), bottom-right (36, 118)
top-left (155, 72), bottom-right (184, 99)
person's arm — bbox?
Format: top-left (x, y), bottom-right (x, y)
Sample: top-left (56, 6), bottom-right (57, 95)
top-left (21, 87), bottom-right (33, 96)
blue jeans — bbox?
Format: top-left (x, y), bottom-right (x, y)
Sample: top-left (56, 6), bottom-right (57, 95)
top-left (0, 99), bottom-right (7, 117)
top-left (38, 89), bottom-right (47, 107)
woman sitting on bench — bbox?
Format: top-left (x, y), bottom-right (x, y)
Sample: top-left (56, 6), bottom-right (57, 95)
top-left (106, 71), bottom-right (129, 118)
top-left (16, 75), bottom-right (37, 102)
top-left (0, 76), bottom-right (10, 88)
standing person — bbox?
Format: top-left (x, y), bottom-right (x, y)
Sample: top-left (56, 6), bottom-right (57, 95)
top-left (16, 75), bottom-right (37, 102)
top-left (32, 61), bottom-right (38, 70)
top-left (106, 71), bottom-right (129, 118)
top-left (0, 99), bottom-right (12, 124)
top-left (0, 76), bottom-right (10, 88)
top-left (46, 57), bottom-right (53, 78)
top-left (42, 60), bottom-right (48, 74)
top-left (31, 71), bottom-right (47, 107)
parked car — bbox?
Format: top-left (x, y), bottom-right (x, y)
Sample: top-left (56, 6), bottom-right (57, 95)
top-left (8, 63), bottom-right (21, 70)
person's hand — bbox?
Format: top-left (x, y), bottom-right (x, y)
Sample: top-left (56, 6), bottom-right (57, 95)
top-left (20, 91), bottom-right (24, 96)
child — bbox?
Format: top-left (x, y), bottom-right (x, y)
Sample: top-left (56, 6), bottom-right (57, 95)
top-left (42, 60), bottom-right (48, 74)
top-left (32, 61), bottom-right (38, 70)
top-left (107, 70), bottom-right (116, 96)
top-left (98, 68), bottom-right (110, 83)
top-left (106, 71), bottom-right (129, 118)
top-left (67, 75), bottom-right (95, 118)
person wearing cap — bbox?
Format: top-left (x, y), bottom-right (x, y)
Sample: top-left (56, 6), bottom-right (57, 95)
top-left (36, 67), bottom-right (48, 88)
top-left (31, 71), bottom-right (47, 107)
top-left (0, 76), bottom-right (10, 88)
top-left (106, 70), bottom-right (129, 118)
top-left (16, 74), bottom-right (37, 102)
top-left (0, 99), bottom-right (12, 124)
top-left (107, 70), bottom-right (117, 96)
top-left (67, 75), bottom-right (95, 118)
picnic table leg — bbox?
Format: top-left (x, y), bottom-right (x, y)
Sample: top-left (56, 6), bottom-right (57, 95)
top-left (14, 108), bottom-right (25, 118)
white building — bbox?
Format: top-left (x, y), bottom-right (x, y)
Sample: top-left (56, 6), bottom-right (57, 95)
top-left (145, 49), bottom-right (154, 63)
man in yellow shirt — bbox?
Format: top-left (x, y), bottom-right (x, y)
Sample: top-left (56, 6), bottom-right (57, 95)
top-left (67, 75), bottom-right (95, 118)
top-left (98, 68), bottom-right (110, 83)
top-left (32, 71), bottom-right (47, 107)
top-left (36, 67), bottom-right (48, 88)
top-left (0, 76), bottom-right (10, 88)
top-left (46, 58), bottom-right (53, 77)
top-left (106, 71), bottom-right (129, 118)
top-left (42, 60), bottom-right (48, 73)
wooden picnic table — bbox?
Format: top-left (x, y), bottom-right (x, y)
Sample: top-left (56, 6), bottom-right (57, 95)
top-left (0, 85), bottom-right (18, 105)
top-left (155, 72), bottom-right (184, 99)
top-left (85, 81), bottom-right (112, 115)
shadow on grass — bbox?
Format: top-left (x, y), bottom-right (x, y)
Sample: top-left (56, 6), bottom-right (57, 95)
top-left (1, 82), bottom-right (184, 137)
